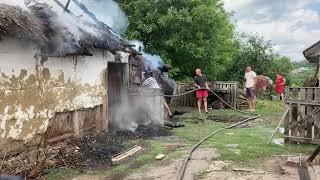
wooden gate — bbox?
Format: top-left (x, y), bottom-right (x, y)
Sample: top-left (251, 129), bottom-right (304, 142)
top-left (284, 87), bottom-right (320, 144)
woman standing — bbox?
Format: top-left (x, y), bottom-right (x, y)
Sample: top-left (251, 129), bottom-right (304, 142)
top-left (275, 74), bottom-right (286, 101)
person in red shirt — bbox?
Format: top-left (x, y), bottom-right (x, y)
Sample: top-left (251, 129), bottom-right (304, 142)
top-left (275, 74), bottom-right (286, 101)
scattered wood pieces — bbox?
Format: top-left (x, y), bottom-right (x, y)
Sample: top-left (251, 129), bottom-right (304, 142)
top-left (232, 168), bottom-right (253, 172)
top-left (112, 146), bottom-right (142, 164)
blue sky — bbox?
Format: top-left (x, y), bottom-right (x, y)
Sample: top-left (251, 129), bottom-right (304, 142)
top-left (223, 0), bottom-right (320, 61)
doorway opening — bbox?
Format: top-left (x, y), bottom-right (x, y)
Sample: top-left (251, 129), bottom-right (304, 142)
top-left (107, 62), bottom-right (128, 128)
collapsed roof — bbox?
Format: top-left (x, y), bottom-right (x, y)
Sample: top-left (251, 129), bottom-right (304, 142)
top-left (0, 3), bottom-right (133, 56)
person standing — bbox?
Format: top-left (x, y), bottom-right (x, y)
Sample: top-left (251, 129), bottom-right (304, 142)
top-left (275, 74), bottom-right (286, 101)
top-left (244, 65), bottom-right (257, 112)
top-left (143, 71), bottom-right (174, 118)
top-left (194, 68), bottom-right (210, 115)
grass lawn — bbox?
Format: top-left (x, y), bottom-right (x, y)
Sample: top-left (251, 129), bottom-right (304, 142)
top-left (44, 99), bottom-right (316, 179)
top-left (173, 100), bottom-right (315, 166)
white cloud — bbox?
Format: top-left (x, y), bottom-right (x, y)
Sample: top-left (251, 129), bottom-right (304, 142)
top-left (224, 0), bottom-right (320, 61)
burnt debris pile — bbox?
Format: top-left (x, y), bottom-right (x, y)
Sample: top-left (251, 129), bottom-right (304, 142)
top-left (0, 126), bottom-right (171, 178)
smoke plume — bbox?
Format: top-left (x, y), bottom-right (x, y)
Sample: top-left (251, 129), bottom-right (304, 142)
top-left (78, 0), bottom-right (129, 35)
top-left (130, 40), bottom-right (165, 70)
top-left (110, 89), bottom-right (164, 131)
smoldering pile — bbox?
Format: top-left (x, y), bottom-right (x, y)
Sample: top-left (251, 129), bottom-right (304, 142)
top-left (0, 3), bottom-right (133, 56)
top-left (0, 125), bottom-right (171, 178)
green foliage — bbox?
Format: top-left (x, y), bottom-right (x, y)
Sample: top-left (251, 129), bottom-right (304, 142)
top-left (118, 1), bottom-right (294, 83)
top-left (293, 60), bottom-right (313, 68)
top-left (223, 34), bottom-right (294, 83)
top-left (288, 67), bottom-right (316, 87)
top-left (118, 0), bottom-right (237, 80)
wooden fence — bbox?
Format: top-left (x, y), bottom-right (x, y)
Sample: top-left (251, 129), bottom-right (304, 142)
top-left (284, 87), bottom-right (320, 144)
top-left (171, 81), bottom-right (238, 108)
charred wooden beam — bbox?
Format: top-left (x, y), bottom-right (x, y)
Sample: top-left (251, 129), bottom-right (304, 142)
top-left (307, 145), bottom-right (320, 162)
top-left (51, 0), bottom-right (77, 17)
top-left (71, 0), bottom-right (110, 30)
top-left (64, 0), bottom-right (71, 12)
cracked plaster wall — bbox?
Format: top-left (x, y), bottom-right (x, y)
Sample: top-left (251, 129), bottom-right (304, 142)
top-left (0, 40), bottom-right (128, 155)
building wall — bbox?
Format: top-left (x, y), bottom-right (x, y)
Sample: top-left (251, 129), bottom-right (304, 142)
top-left (0, 40), bottom-right (129, 155)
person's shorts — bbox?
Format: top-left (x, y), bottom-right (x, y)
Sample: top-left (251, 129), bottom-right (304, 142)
top-left (196, 89), bottom-right (208, 99)
top-left (246, 87), bottom-right (255, 98)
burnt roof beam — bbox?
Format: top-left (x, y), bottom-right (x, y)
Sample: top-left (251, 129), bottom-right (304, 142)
top-left (51, 0), bottom-right (77, 18)
top-left (64, 0), bottom-right (71, 12)
top-left (71, 0), bottom-right (111, 30)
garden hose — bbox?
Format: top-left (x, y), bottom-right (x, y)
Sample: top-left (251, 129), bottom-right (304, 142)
top-left (164, 88), bottom-right (260, 180)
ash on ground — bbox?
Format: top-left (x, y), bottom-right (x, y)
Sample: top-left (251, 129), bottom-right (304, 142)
top-left (0, 125), bottom-right (171, 178)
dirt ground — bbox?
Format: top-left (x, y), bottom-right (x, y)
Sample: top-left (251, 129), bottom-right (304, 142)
top-left (123, 148), bottom-right (300, 180)
top-left (71, 147), bottom-right (302, 180)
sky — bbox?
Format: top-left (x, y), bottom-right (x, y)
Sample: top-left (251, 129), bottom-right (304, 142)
top-left (223, 0), bottom-right (320, 61)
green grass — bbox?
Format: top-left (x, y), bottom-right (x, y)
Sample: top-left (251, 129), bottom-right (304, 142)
top-left (93, 140), bottom-right (168, 178)
top-left (44, 168), bottom-right (80, 180)
top-left (172, 99), bottom-right (316, 166)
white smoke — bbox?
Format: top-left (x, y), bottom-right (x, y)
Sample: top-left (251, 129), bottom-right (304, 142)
top-left (79, 0), bottom-right (129, 35)
top-left (129, 40), bottom-right (164, 70)
top-left (110, 88), bottom-right (164, 131)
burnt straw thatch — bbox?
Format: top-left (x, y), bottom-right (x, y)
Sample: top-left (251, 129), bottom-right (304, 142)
top-left (0, 3), bottom-right (133, 56)
top-left (302, 40), bottom-right (320, 87)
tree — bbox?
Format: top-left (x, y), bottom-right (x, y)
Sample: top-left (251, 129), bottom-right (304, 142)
top-left (118, 0), bottom-right (237, 80)
top-left (223, 34), bottom-right (294, 83)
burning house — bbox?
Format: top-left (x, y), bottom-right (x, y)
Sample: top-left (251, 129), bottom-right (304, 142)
top-left (0, 1), bottom-right (167, 157)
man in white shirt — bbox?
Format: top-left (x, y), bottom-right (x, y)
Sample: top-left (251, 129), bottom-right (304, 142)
top-left (143, 71), bottom-right (174, 118)
top-left (244, 65), bottom-right (257, 112)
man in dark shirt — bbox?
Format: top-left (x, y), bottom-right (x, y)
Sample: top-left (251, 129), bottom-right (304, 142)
top-left (194, 68), bottom-right (209, 115)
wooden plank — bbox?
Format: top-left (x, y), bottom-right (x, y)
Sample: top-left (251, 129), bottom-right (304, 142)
top-left (177, 83), bottom-right (181, 106)
top-left (284, 106), bottom-right (291, 143)
top-left (285, 101), bottom-right (320, 106)
top-left (306, 88), bottom-right (314, 139)
top-left (299, 88), bottom-right (306, 138)
top-left (298, 164), bottom-right (311, 180)
top-left (307, 145), bottom-right (320, 162)
top-left (183, 85), bottom-right (187, 106)
top-left (315, 89), bottom-right (320, 138)
top-left (291, 88), bottom-right (299, 138)
top-left (285, 87), bottom-right (290, 101)
top-left (285, 136), bottom-right (320, 144)
top-left (112, 146), bottom-right (143, 164)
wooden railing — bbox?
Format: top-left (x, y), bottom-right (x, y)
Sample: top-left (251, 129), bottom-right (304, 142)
top-left (171, 81), bottom-right (238, 108)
